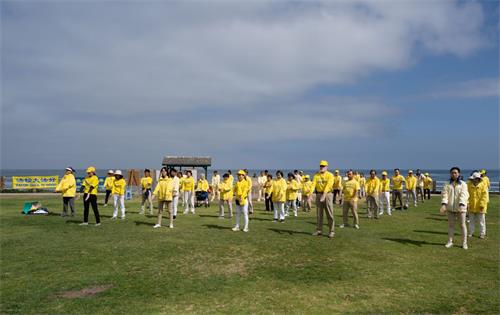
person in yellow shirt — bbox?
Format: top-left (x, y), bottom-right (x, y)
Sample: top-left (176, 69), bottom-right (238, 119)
top-left (232, 170), bottom-right (250, 232)
top-left (358, 173), bottom-right (366, 198)
top-left (423, 173), bottom-right (433, 200)
top-left (405, 170), bottom-right (417, 209)
top-left (210, 171), bottom-right (221, 202)
top-left (311, 160), bottom-right (335, 238)
top-left (264, 174), bottom-right (274, 212)
top-left (112, 169), bottom-right (126, 220)
top-left (415, 169), bottom-right (425, 204)
top-left (140, 169), bottom-right (154, 215)
top-left (365, 170), bottom-right (380, 219)
top-left (392, 168), bottom-right (406, 210)
top-left (285, 173), bottom-right (300, 217)
top-left (244, 170), bottom-right (254, 214)
top-left (480, 169), bottom-right (490, 203)
top-left (152, 167), bottom-right (174, 229)
top-left (341, 170), bottom-right (360, 229)
top-left (379, 171), bottom-right (391, 216)
top-left (103, 170), bottom-right (114, 207)
top-left (301, 175), bottom-right (313, 212)
top-left (467, 172), bottom-right (489, 239)
top-left (196, 173), bottom-right (210, 208)
top-left (272, 170), bottom-right (287, 222)
top-left (332, 170), bottom-right (342, 204)
top-left (218, 173), bottom-right (234, 218)
top-left (228, 170), bottom-right (234, 185)
top-left (55, 167), bottom-right (77, 217)
top-left (182, 170), bottom-right (195, 214)
top-left (79, 166), bottom-right (101, 226)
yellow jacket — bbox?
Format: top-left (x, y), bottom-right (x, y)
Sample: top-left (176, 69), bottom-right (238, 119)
top-left (83, 175), bottom-right (99, 195)
top-left (424, 176), bottom-right (433, 189)
top-left (229, 174), bottom-right (234, 185)
top-left (311, 171), bottom-right (334, 193)
top-left (379, 178), bottom-right (391, 192)
top-left (112, 178), bottom-right (126, 195)
top-left (219, 179), bottom-right (233, 201)
top-left (153, 177), bottom-right (174, 201)
top-left (467, 181), bottom-right (488, 213)
top-left (332, 175), bottom-right (342, 190)
top-left (271, 178), bottom-right (287, 202)
top-left (182, 177), bottom-right (195, 192)
top-left (246, 176), bottom-right (253, 193)
top-left (141, 177), bottom-right (153, 190)
top-left (286, 179), bottom-right (300, 201)
top-left (234, 179), bottom-right (250, 205)
top-left (392, 175), bottom-right (405, 190)
top-left (406, 176), bottom-right (417, 190)
top-left (365, 177), bottom-right (380, 196)
top-left (359, 177), bottom-right (366, 188)
top-left (343, 179), bottom-right (360, 201)
top-left (179, 177), bottom-right (185, 191)
top-left (197, 179), bottom-right (209, 192)
top-left (482, 176), bottom-right (490, 189)
top-left (302, 181), bottom-right (314, 196)
top-left (264, 179), bottom-right (273, 195)
top-left (104, 176), bottom-right (114, 190)
top-left (56, 174), bottom-right (76, 197)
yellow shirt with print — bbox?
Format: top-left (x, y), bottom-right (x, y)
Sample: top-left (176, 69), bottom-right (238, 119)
top-left (406, 176), bottom-right (417, 190)
top-left (343, 179), bottom-right (360, 201)
top-left (141, 177), bottom-right (153, 190)
top-left (83, 175), bottom-right (99, 195)
top-left (271, 178), bottom-right (287, 202)
top-left (311, 171), bottom-right (334, 194)
top-left (392, 175), bottom-right (405, 191)
top-left (112, 178), bottom-right (126, 195)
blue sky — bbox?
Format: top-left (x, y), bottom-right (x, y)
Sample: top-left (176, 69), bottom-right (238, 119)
top-left (1, 0), bottom-right (499, 170)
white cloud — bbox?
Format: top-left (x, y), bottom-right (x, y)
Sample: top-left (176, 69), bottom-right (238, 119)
top-left (431, 78), bottom-right (500, 99)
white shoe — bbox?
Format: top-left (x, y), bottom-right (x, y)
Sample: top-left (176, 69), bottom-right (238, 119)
top-left (153, 224), bottom-right (161, 228)
top-left (121, 216), bottom-right (125, 220)
top-left (243, 227), bottom-right (249, 232)
top-left (378, 211), bottom-right (383, 216)
top-left (169, 224), bottom-right (174, 229)
top-left (232, 226), bottom-right (240, 232)
top-left (111, 216), bottom-right (117, 220)
top-left (138, 211), bottom-right (144, 215)
top-left (103, 204), bottom-right (107, 207)
top-left (445, 242), bottom-right (453, 248)
top-left (354, 224), bottom-right (360, 229)
top-left (468, 234), bottom-right (472, 237)
top-left (462, 243), bottom-right (468, 250)
top-left (183, 211), bottom-right (188, 214)
top-left (79, 222), bottom-right (89, 226)
top-left (339, 224), bottom-right (345, 228)
top-left (294, 213), bottom-right (298, 217)
top-left (95, 223), bottom-right (101, 227)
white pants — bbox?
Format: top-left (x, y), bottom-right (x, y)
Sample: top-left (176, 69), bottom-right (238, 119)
top-left (469, 213), bottom-right (486, 236)
top-left (235, 202), bottom-right (249, 229)
top-left (257, 188), bottom-right (263, 201)
top-left (273, 201), bottom-right (285, 220)
top-left (285, 200), bottom-right (298, 216)
top-left (184, 191), bottom-right (194, 213)
top-left (247, 191), bottom-right (253, 213)
top-left (211, 186), bottom-right (220, 201)
top-left (172, 195), bottom-right (179, 216)
top-left (113, 194), bottom-right (125, 218)
top-left (405, 189), bottom-right (417, 207)
top-left (448, 211), bottom-right (467, 244)
top-left (219, 199), bottom-right (233, 217)
top-left (379, 191), bottom-right (391, 214)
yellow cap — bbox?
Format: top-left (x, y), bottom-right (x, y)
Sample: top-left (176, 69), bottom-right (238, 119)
top-left (319, 160), bottom-right (328, 167)
top-left (305, 175), bottom-right (310, 179)
top-left (381, 171), bottom-right (388, 176)
top-left (424, 172), bottom-right (429, 176)
top-left (334, 169), bottom-right (339, 173)
top-left (237, 170), bottom-right (246, 175)
top-left (480, 169), bottom-right (486, 174)
top-left (86, 166), bottom-right (96, 173)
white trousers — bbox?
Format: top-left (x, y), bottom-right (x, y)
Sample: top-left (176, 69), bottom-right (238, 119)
top-left (172, 195), bottom-right (179, 216)
top-left (448, 211), bottom-right (467, 244)
top-left (469, 213), bottom-right (486, 236)
top-left (405, 189), bottom-right (417, 207)
top-left (379, 191), bottom-right (391, 214)
top-left (247, 191), bottom-right (253, 213)
top-left (184, 191), bottom-right (195, 213)
top-left (235, 202), bottom-right (249, 229)
top-left (273, 201), bottom-right (285, 220)
top-left (113, 194), bottom-right (125, 218)
top-left (219, 199), bottom-right (233, 217)
top-left (285, 200), bottom-right (298, 216)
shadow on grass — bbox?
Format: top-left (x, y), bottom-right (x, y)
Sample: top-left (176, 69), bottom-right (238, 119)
top-left (249, 217), bottom-right (273, 222)
top-left (198, 214), bottom-right (219, 218)
top-left (414, 230), bottom-right (460, 236)
top-left (202, 224), bottom-right (232, 230)
top-left (134, 221), bottom-right (155, 227)
top-left (268, 228), bottom-right (311, 236)
top-left (425, 217), bottom-right (448, 221)
top-left (65, 220), bottom-right (83, 224)
top-left (381, 237), bottom-right (442, 247)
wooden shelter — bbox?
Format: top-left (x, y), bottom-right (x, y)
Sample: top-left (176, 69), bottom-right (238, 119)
top-left (162, 156), bottom-right (212, 177)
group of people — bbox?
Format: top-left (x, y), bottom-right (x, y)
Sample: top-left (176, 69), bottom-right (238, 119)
top-left (54, 163), bottom-right (492, 248)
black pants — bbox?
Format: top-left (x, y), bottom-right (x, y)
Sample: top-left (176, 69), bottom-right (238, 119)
top-left (104, 190), bottom-right (112, 204)
top-left (392, 190), bottom-right (403, 209)
top-left (62, 197), bottom-right (75, 216)
top-left (83, 194), bottom-right (100, 223)
top-left (333, 189), bottom-right (341, 204)
top-left (424, 189), bottom-right (431, 200)
top-left (265, 193), bottom-right (274, 211)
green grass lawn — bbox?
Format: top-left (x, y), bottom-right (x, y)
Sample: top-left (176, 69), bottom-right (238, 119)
top-left (0, 194), bottom-right (498, 314)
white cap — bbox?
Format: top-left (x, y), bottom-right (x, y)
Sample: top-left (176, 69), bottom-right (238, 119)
top-left (114, 170), bottom-right (123, 176)
top-left (107, 170), bottom-right (114, 174)
top-left (469, 172), bottom-right (481, 180)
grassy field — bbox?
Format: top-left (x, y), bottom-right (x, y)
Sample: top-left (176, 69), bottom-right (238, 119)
top-left (0, 193), bottom-right (498, 314)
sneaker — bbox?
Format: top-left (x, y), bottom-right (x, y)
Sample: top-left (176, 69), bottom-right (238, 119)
top-left (354, 224), bottom-right (360, 229)
top-left (232, 226), bottom-right (240, 232)
top-left (339, 224), bottom-right (345, 228)
top-left (103, 204), bottom-right (107, 207)
top-left (111, 216), bottom-right (117, 220)
top-left (312, 231), bottom-right (322, 236)
top-left (273, 219), bottom-right (278, 223)
top-left (280, 219), bottom-right (285, 223)
top-left (462, 243), bottom-right (468, 250)
top-left (183, 211), bottom-right (188, 214)
top-left (480, 234), bottom-right (485, 239)
top-left (468, 234), bottom-right (472, 237)
top-left (153, 224), bottom-right (161, 229)
top-left (294, 213), bottom-right (298, 217)
top-left (79, 222), bottom-right (89, 226)
top-left (169, 224), bottom-right (174, 229)
top-left (243, 227), bottom-right (249, 232)
top-left (445, 242), bottom-right (453, 248)
top-left (219, 216), bottom-right (225, 219)
top-left (328, 232), bottom-right (335, 239)
top-left (95, 223), bottom-right (101, 227)
top-left (138, 211), bottom-right (144, 215)
top-left (378, 211), bottom-right (383, 216)
top-left (121, 216), bottom-right (125, 220)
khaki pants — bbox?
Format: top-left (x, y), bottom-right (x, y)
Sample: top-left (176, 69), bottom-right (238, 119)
top-left (366, 195), bottom-right (379, 218)
top-left (448, 211), bottom-right (467, 244)
top-left (342, 200), bottom-right (359, 226)
top-left (315, 193), bottom-right (334, 233)
top-left (303, 194), bottom-right (312, 211)
top-left (158, 200), bottom-right (173, 227)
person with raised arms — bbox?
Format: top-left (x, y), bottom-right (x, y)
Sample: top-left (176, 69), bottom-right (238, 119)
top-left (311, 160), bottom-right (335, 238)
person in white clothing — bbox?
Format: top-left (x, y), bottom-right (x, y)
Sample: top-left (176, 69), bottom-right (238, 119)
top-left (210, 170), bottom-right (221, 202)
top-left (170, 169), bottom-right (180, 219)
top-left (257, 171), bottom-right (267, 202)
top-left (440, 166), bottom-right (469, 250)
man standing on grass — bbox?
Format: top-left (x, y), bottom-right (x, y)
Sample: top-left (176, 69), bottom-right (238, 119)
top-left (392, 168), bottom-right (405, 210)
top-left (55, 167), bottom-right (77, 217)
top-left (365, 170), bottom-right (380, 219)
top-left (332, 169), bottom-right (342, 204)
top-left (415, 169), bottom-right (425, 204)
top-left (210, 170), bottom-right (220, 202)
top-left (311, 160), bottom-right (335, 238)
top-left (423, 173), bottom-right (433, 200)
top-left (379, 171), bottom-right (391, 216)
top-left (340, 170), bottom-right (360, 229)
top-left (405, 170), bottom-right (417, 209)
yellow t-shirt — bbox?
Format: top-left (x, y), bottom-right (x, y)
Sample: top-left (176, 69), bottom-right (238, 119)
top-left (182, 177), bottom-right (195, 192)
top-left (392, 175), bottom-right (405, 190)
top-left (104, 176), bottom-right (115, 190)
top-left (197, 179), bottom-right (209, 192)
top-left (302, 181), bottom-right (314, 196)
top-left (219, 179), bottom-right (233, 201)
top-left (379, 178), bottom-right (391, 191)
top-left (286, 179), bottom-right (300, 201)
top-left (141, 177), bottom-right (153, 190)
top-left (234, 179), bottom-right (250, 205)
top-left (112, 178), bottom-right (126, 195)
top-left (83, 175), bottom-right (99, 195)
top-left (365, 177), bottom-right (380, 196)
top-left (153, 177), bottom-right (174, 201)
top-left (271, 178), bottom-right (287, 202)
top-left (406, 176), bottom-right (417, 190)
top-left (343, 179), bottom-right (360, 201)
top-left (311, 171), bottom-right (334, 193)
